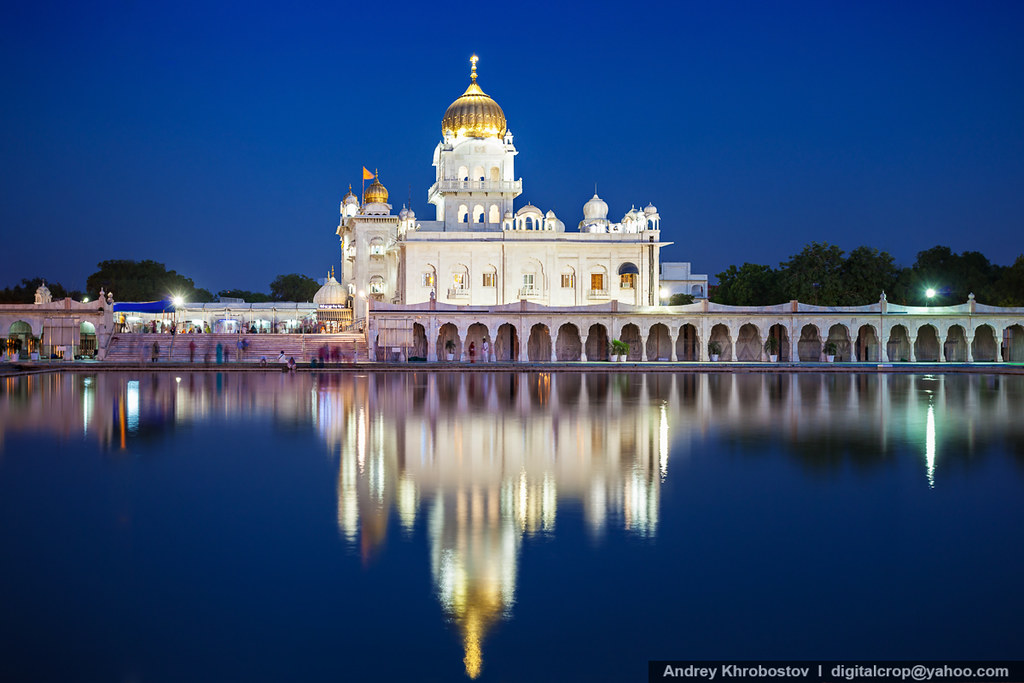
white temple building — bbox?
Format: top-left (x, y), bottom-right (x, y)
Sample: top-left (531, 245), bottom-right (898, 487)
top-left (336, 56), bottom-right (703, 319)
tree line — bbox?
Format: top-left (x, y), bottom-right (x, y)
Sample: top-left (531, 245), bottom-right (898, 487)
top-left (711, 244), bottom-right (1024, 307)
top-left (0, 260), bottom-right (321, 304)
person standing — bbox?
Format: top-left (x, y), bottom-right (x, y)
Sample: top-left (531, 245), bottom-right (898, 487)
top-left (189, 339), bottom-right (196, 363)
top-left (151, 341), bottom-right (160, 363)
top-left (482, 338), bottom-right (489, 363)
top-left (469, 341), bottom-right (476, 363)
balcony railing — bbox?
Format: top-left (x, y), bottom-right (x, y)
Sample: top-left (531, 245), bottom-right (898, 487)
top-left (587, 289), bottom-right (609, 299)
top-left (519, 286), bottom-right (544, 299)
top-left (447, 288), bottom-right (470, 299)
top-left (432, 179), bottom-right (522, 194)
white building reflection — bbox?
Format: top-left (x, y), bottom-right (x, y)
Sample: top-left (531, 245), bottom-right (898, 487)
top-left (2, 370), bottom-right (1022, 676)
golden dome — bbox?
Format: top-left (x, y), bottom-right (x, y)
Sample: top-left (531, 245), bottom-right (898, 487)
top-left (441, 55), bottom-right (506, 140)
top-left (363, 174), bottom-right (388, 204)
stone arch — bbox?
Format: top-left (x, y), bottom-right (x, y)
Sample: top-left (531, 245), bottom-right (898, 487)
top-left (676, 324), bottom-right (699, 361)
top-left (766, 323), bottom-right (790, 362)
top-left (437, 323), bottom-right (461, 361)
top-left (943, 325), bottom-right (968, 362)
top-left (646, 323), bottom-right (672, 361)
top-left (586, 324), bottom-right (609, 361)
top-left (735, 323), bottom-right (761, 361)
top-left (914, 324), bottom-right (941, 362)
top-left (489, 166), bottom-right (500, 182)
top-left (528, 323), bottom-right (552, 361)
top-left (412, 323), bottom-right (428, 359)
top-left (465, 323), bottom-right (489, 361)
top-left (488, 205), bottom-right (500, 224)
top-left (1005, 324), bottom-right (1024, 362)
top-left (972, 324), bottom-right (998, 362)
top-left (619, 323), bottom-right (642, 361)
top-left (457, 165), bottom-right (469, 181)
top-left (691, 284), bottom-right (704, 297)
top-left (887, 325), bottom-right (911, 362)
top-left (449, 263), bottom-right (469, 294)
top-left (556, 323), bottom-right (582, 361)
top-left (458, 204), bottom-right (469, 223)
top-left (855, 324), bottom-right (880, 362)
top-left (524, 216), bottom-right (534, 230)
top-left (798, 324), bottom-right (822, 362)
top-left (495, 323), bottom-right (519, 361)
top-left (472, 204), bottom-right (485, 224)
top-left (827, 324), bottom-right (852, 361)
top-left (472, 165), bottom-right (484, 181)
top-left (709, 324), bottom-right (732, 361)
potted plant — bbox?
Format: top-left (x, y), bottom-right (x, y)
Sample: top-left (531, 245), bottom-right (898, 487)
top-left (764, 336), bottom-right (779, 363)
top-left (29, 336), bottom-right (40, 361)
top-left (824, 340), bottom-right (837, 363)
top-left (444, 339), bottom-right (456, 361)
top-left (611, 339), bottom-right (630, 362)
top-left (708, 340), bottom-right (722, 362)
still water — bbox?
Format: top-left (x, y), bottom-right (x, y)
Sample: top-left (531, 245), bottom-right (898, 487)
top-left (1, 371), bottom-right (1022, 682)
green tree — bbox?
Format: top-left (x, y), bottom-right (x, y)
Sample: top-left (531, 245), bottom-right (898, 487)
top-left (839, 246), bottom-right (900, 305)
top-left (890, 245), bottom-right (999, 305)
top-left (0, 277), bottom-right (82, 303)
top-left (86, 260), bottom-right (211, 302)
top-left (993, 255), bottom-right (1024, 306)
top-left (217, 289), bottom-right (272, 302)
top-left (666, 293), bottom-right (695, 306)
top-left (270, 273), bottom-right (320, 302)
top-left (778, 242), bottom-right (845, 305)
top-left (712, 263), bottom-right (782, 305)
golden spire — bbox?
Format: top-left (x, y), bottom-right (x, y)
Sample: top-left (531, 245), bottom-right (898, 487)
top-left (441, 55), bottom-right (507, 139)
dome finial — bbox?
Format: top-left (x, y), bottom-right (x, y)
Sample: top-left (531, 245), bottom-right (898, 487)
top-left (470, 54), bottom-right (478, 82)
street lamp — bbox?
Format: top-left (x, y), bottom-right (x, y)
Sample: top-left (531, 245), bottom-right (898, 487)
top-left (925, 288), bottom-right (936, 300)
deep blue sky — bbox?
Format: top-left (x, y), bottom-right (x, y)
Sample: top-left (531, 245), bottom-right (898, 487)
top-left (2, 0), bottom-right (1023, 294)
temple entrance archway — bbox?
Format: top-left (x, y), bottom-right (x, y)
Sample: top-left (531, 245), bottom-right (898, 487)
top-left (437, 323), bottom-right (461, 361)
top-left (887, 325), bottom-right (911, 362)
top-left (827, 324), bottom-right (852, 361)
top-left (798, 325), bottom-right (822, 362)
top-left (646, 323), bottom-right (672, 361)
top-left (972, 325), bottom-right (998, 361)
top-left (1005, 325), bottom-right (1024, 361)
top-left (709, 324), bottom-right (732, 361)
top-left (495, 323), bottom-right (519, 361)
top-left (556, 324), bottom-right (582, 361)
top-left (620, 323), bottom-right (642, 361)
top-left (676, 324), bottom-right (699, 361)
top-left (855, 325), bottom-right (879, 362)
top-left (915, 325), bottom-right (940, 362)
top-left (586, 324), bottom-right (609, 361)
top-left (766, 324), bottom-right (789, 361)
top-left (943, 325), bottom-right (968, 362)
top-left (412, 323), bottom-right (427, 359)
top-left (528, 323), bottom-right (552, 361)
top-left (735, 323), bottom-right (761, 361)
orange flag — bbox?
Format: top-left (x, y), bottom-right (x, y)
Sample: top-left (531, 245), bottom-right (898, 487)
top-left (362, 167), bottom-right (374, 180)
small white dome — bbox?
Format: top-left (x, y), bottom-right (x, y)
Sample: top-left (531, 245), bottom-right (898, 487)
top-left (503, 210), bottom-right (513, 220)
top-left (407, 208), bottom-right (415, 220)
top-left (399, 207), bottom-right (409, 220)
top-left (516, 203), bottom-right (544, 217)
top-left (313, 275), bottom-right (348, 306)
top-left (644, 203), bottom-right (658, 215)
top-left (583, 193), bottom-right (608, 220)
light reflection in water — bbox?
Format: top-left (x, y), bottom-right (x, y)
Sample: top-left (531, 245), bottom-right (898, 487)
top-left (3, 371), bottom-right (1024, 677)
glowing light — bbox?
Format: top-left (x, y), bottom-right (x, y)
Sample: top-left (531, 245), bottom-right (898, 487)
top-left (925, 288), bottom-right (936, 299)
top-left (925, 404), bottom-right (936, 488)
top-left (660, 288), bottom-right (669, 299)
top-left (172, 295), bottom-right (184, 307)
top-left (82, 297), bottom-right (89, 303)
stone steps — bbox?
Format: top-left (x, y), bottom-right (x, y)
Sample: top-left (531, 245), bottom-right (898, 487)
top-left (105, 333), bottom-right (367, 363)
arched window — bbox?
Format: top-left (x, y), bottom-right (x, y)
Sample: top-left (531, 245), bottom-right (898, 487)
top-left (525, 217), bottom-right (533, 230)
top-left (488, 205), bottom-right (500, 224)
top-left (473, 204), bottom-right (485, 223)
top-left (618, 262), bottom-right (639, 289)
top-left (489, 166), bottom-right (500, 182)
top-left (473, 165), bottom-right (484, 181)
top-left (457, 166), bottom-right (468, 181)
top-left (458, 205), bottom-right (469, 223)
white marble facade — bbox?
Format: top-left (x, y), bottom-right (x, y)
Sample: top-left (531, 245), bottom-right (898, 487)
top-left (335, 58), bottom-right (676, 319)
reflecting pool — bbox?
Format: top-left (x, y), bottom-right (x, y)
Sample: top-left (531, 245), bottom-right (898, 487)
top-left (1, 371), bottom-right (1022, 681)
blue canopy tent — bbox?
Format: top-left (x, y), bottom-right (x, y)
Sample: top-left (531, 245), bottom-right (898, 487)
top-left (112, 301), bottom-right (176, 313)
